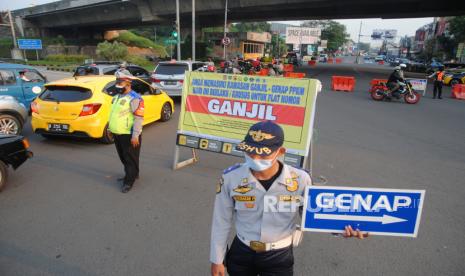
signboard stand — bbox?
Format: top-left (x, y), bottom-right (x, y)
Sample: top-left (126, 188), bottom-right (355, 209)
top-left (172, 146), bottom-right (198, 170)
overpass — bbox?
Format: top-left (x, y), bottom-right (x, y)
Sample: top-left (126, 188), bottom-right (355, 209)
top-left (12, 0), bottom-right (465, 37)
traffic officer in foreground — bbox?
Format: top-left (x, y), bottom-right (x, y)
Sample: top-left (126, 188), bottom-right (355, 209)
top-left (108, 75), bottom-right (144, 193)
top-left (428, 66), bottom-right (445, 99)
top-left (210, 121), bottom-right (367, 276)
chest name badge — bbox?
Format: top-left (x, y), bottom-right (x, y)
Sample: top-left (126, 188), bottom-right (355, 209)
top-left (233, 195), bottom-right (256, 202)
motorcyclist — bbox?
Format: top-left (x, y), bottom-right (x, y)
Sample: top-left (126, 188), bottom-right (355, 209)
top-left (386, 63), bottom-right (406, 98)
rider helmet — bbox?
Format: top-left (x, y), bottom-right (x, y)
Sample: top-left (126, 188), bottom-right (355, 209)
top-left (399, 64), bottom-right (407, 69)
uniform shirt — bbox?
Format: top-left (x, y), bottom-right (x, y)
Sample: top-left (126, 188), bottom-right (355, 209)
top-left (111, 91), bottom-right (144, 139)
top-left (210, 162), bottom-right (312, 264)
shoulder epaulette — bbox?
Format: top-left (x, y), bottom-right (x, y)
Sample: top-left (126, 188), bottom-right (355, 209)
top-left (223, 163), bottom-right (241, 175)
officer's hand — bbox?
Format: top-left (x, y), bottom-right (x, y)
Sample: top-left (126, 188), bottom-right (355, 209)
top-left (343, 225), bottom-right (369, 239)
top-left (211, 263), bottom-right (225, 276)
top-left (131, 136), bottom-right (140, 148)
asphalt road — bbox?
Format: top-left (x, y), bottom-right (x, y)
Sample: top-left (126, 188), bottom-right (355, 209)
top-left (1, 60), bottom-right (464, 276)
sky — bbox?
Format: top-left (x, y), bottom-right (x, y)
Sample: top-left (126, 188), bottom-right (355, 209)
top-left (3, 0), bottom-right (433, 46)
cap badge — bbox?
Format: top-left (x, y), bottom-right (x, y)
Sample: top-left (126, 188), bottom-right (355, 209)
top-left (249, 130), bottom-right (275, 142)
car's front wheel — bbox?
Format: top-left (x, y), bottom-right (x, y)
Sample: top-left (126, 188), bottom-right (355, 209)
top-left (0, 160), bottom-right (8, 192)
top-left (160, 103), bottom-right (172, 122)
top-left (0, 114), bottom-right (22, 135)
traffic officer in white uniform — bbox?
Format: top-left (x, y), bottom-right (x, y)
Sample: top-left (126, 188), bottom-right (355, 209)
top-left (210, 121), bottom-right (367, 276)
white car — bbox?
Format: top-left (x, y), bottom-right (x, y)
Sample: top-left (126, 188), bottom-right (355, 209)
top-left (151, 61), bottom-right (206, 97)
top-left (319, 54), bottom-right (328, 62)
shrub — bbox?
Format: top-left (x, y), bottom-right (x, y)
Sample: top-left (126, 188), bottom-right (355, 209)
top-left (44, 54), bottom-right (90, 63)
top-left (96, 41), bottom-right (128, 61)
top-left (125, 55), bottom-right (153, 67)
top-left (115, 31), bottom-right (168, 58)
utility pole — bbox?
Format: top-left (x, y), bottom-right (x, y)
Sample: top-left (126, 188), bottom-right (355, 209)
top-left (176, 0), bottom-right (181, 60)
top-left (355, 20), bottom-right (362, 64)
top-left (7, 10), bottom-right (18, 49)
top-left (192, 0), bottom-right (195, 61)
top-left (223, 0), bottom-right (228, 60)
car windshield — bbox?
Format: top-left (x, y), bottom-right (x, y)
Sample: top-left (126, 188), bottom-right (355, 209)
top-left (74, 66), bottom-right (99, 76)
top-left (155, 64), bottom-right (188, 75)
top-left (40, 86), bottom-right (92, 102)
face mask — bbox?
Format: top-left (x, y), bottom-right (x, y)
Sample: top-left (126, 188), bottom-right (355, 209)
top-left (114, 85), bottom-right (125, 94)
top-left (244, 152), bottom-right (278, 172)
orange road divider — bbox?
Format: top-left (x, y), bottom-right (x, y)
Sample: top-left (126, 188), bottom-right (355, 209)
top-left (327, 58), bottom-right (334, 64)
top-left (331, 76), bottom-right (356, 92)
top-left (335, 58), bottom-right (343, 64)
top-left (308, 60), bottom-right (317, 66)
top-left (257, 68), bottom-right (269, 76)
top-left (451, 84), bottom-right (465, 100)
top-left (284, 72), bottom-right (306, 78)
top-left (369, 79), bottom-right (388, 93)
top-left (283, 64), bottom-right (294, 72)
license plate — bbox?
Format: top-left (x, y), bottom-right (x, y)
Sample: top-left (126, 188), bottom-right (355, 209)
top-left (164, 81), bottom-right (177, 85)
top-left (48, 123), bottom-right (69, 132)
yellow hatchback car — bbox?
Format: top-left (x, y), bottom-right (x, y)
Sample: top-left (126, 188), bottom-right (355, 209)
top-left (31, 76), bottom-right (174, 143)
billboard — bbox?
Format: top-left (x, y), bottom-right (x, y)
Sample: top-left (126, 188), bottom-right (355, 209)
top-left (371, 29), bottom-right (397, 41)
top-left (176, 72), bottom-right (321, 167)
top-left (285, 27), bottom-right (321, 44)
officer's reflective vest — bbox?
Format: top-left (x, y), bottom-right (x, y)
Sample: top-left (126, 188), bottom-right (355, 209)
top-left (109, 94), bottom-right (134, 135)
top-left (437, 71), bottom-right (444, 81)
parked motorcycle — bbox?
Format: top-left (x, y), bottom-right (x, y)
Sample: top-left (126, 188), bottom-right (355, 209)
top-left (371, 81), bottom-right (421, 104)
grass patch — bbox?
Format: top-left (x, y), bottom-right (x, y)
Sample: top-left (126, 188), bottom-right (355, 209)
top-left (115, 31), bottom-right (168, 58)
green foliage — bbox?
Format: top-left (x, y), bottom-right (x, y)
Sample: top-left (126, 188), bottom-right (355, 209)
top-left (270, 35), bottom-right (287, 57)
top-left (300, 20), bottom-right (349, 51)
top-left (232, 22), bottom-right (271, 33)
top-left (125, 54), bottom-right (153, 68)
top-left (44, 54), bottom-right (90, 63)
top-left (114, 31), bottom-right (168, 57)
top-left (96, 41), bottom-right (128, 61)
top-left (449, 16), bottom-right (465, 42)
top-left (44, 35), bottom-right (66, 46)
top-left (320, 21), bottom-right (349, 51)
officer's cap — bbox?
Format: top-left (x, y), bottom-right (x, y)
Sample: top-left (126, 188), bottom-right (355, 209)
top-left (236, 121), bottom-right (284, 157)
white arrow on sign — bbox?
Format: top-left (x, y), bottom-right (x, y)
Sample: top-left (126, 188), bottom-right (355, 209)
top-left (314, 213), bottom-right (407, 224)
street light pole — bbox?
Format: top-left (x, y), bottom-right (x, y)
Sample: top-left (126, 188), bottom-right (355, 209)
top-left (176, 0), bottom-right (181, 60)
top-left (192, 0), bottom-right (195, 62)
top-left (223, 0), bottom-right (228, 60)
top-left (356, 20), bottom-right (362, 64)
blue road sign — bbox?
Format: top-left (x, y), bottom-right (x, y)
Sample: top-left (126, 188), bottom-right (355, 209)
top-left (18, 39), bottom-right (42, 50)
top-left (302, 186), bottom-right (425, 237)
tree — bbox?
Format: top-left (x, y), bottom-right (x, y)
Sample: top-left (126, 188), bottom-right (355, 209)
top-left (300, 20), bottom-right (349, 51)
top-left (233, 22), bottom-right (271, 33)
top-left (321, 21), bottom-right (349, 51)
top-left (96, 41), bottom-right (128, 61)
top-left (449, 16), bottom-right (465, 42)
top-left (270, 35), bottom-right (287, 57)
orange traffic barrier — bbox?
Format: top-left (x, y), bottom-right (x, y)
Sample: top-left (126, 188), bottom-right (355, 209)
top-left (335, 58), bottom-right (343, 64)
top-left (369, 79), bottom-right (388, 92)
top-left (331, 76), bottom-right (356, 92)
top-left (451, 84), bottom-right (465, 99)
top-left (283, 64), bottom-right (294, 72)
top-left (308, 60), bottom-right (316, 66)
top-left (257, 68), bottom-right (269, 76)
top-left (284, 72), bottom-right (306, 78)
top-left (327, 58), bottom-right (334, 64)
